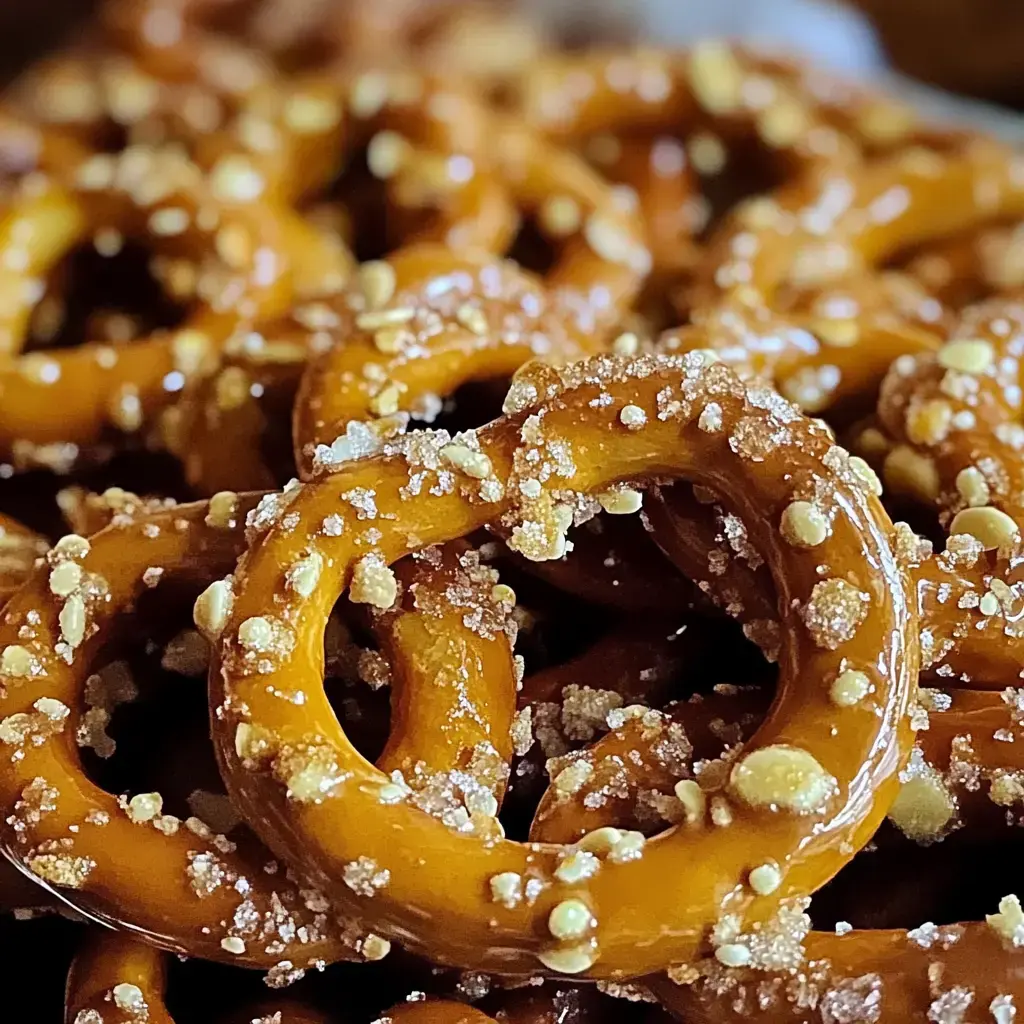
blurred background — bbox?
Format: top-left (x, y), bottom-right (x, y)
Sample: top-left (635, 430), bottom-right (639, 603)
top-left (5, 0), bottom-right (1024, 111)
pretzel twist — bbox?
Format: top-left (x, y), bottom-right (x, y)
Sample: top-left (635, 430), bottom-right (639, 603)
top-left (0, 144), bottom-right (345, 469)
top-left (668, 143), bottom-right (1024, 415)
top-left (205, 351), bottom-right (915, 977)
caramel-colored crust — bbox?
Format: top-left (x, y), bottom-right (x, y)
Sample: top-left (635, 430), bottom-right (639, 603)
top-left (671, 143), bottom-right (1024, 415)
top-left (0, 493), bottom-right (360, 967)
top-left (646, 482), bottom-right (1024, 687)
top-left (293, 245), bottom-right (596, 473)
top-left (66, 931), bottom-right (175, 1024)
top-left (519, 47), bottom-right (921, 158)
top-left (529, 684), bottom-right (1024, 847)
top-left (0, 151), bottom-right (343, 463)
top-left (878, 299), bottom-right (1024, 527)
top-left (66, 930), bottom-right (333, 1024)
top-left (376, 542), bottom-right (517, 809)
top-left (209, 352), bottom-right (914, 977)
top-left (649, 922), bottom-right (1024, 1023)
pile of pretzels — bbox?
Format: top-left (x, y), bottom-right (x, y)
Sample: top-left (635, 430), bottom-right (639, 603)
top-left (2, 2), bottom-right (1024, 1022)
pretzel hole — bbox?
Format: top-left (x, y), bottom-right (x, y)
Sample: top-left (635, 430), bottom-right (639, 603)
top-left (26, 237), bottom-right (186, 354)
top-left (77, 591), bottom-right (227, 829)
top-left (810, 833), bottom-right (1024, 933)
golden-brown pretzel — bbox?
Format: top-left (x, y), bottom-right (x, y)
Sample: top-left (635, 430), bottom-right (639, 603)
top-left (519, 45), bottom-right (921, 161)
top-left (0, 144), bottom-right (346, 470)
top-left (66, 929), bottom-right (333, 1024)
top-left (293, 245), bottom-right (595, 476)
top-left (0, 493), bottom-right (359, 967)
top-left (0, 486), bottom-right (522, 966)
top-left (206, 351), bottom-right (915, 977)
top-left (528, 682), bottom-right (1024, 848)
top-left (648, 918), bottom-right (1024, 1024)
top-left (670, 142), bottom-right (1024, 417)
top-left (877, 298), bottom-right (1024, 531)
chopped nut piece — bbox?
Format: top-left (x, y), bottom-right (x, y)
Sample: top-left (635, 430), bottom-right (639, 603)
top-left (619, 404), bottom-right (647, 429)
top-left (831, 669), bottom-right (871, 707)
top-left (53, 534), bottom-right (90, 559)
top-left (112, 983), bottom-right (146, 1012)
top-left (536, 941), bottom-right (598, 974)
top-left (937, 338), bottom-right (995, 375)
top-left (1, 645), bottom-right (35, 678)
top-left (48, 561), bottom-right (82, 597)
top-left (673, 779), bottom-right (706, 825)
top-left (126, 792), bottom-right (163, 824)
top-left (59, 594), bottom-right (87, 649)
top-left (360, 934), bottom-right (391, 961)
top-left (349, 554), bottom-right (398, 609)
top-left (955, 467), bottom-right (991, 508)
top-left (730, 745), bottom-right (837, 814)
top-left (987, 895), bottom-right (1024, 947)
top-left (489, 871), bottom-right (523, 908)
top-left (715, 943), bottom-right (752, 967)
top-left (440, 443), bottom-right (492, 480)
top-left (548, 899), bottom-right (595, 940)
top-left (554, 851), bottom-right (599, 884)
top-left (888, 765), bottom-right (955, 842)
top-left (949, 507), bottom-right (1020, 551)
top-left (286, 552), bottom-right (323, 599)
top-left (597, 489), bottom-right (643, 515)
top-left (205, 491), bottom-right (239, 529)
top-left (780, 501), bottom-right (827, 548)
top-left (237, 616), bottom-right (274, 652)
top-left (357, 261), bottom-right (396, 310)
top-left (611, 331), bottom-right (639, 357)
top-left (193, 579), bottom-right (234, 638)
top-left (748, 862), bottom-right (782, 896)
top-left (883, 445), bottom-right (940, 502)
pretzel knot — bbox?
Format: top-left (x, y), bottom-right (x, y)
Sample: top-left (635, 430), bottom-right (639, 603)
top-left (203, 350), bottom-right (916, 978)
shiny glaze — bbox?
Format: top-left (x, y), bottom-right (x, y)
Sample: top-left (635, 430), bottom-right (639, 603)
top-left (209, 352), bottom-right (916, 977)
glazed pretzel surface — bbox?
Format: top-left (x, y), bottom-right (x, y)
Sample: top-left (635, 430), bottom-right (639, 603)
top-left (6, 20), bottom-right (1024, 1024)
top-left (204, 352), bottom-right (915, 978)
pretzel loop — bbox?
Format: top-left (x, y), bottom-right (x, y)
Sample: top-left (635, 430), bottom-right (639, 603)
top-left (209, 352), bottom-right (916, 978)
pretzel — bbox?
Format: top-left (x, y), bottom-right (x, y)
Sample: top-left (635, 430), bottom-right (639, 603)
top-left (0, 144), bottom-right (347, 470)
top-left (520, 681), bottom-right (1024, 1018)
top-left (648, 918), bottom-right (1024, 1024)
top-left (517, 44), bottom-right (935, 294)
top-left (293, 245), bottom-right (595, 474)
top-left (877, 299), bottom-right (1024, 528)
top-left (667, 141), bottom-right (1024, 417)
top-left (0, 512), bottom-right (48, 607)
top-left (203, 68), bottom-right (517, 255)
top-left (101, 0), bottom-right (276, 108)
top-left (206, 351), bottom-right (915, 977)
top-left (0, 481), bottom-right (525, 962)
top-left (165, 314), bottom-right (326, 494)
top-left (374, 541), bottom-right (518, 820)
top-left (66, 929), bottom-right (333, 1024)
top-left (530, 678), bottom-right (1024, 847)
top-left (218, 68), bottom-right (647, 296)
top-left (519, 45), bottom-right (922, 158)
top-left (0, 492), bottom-right (368, 967)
